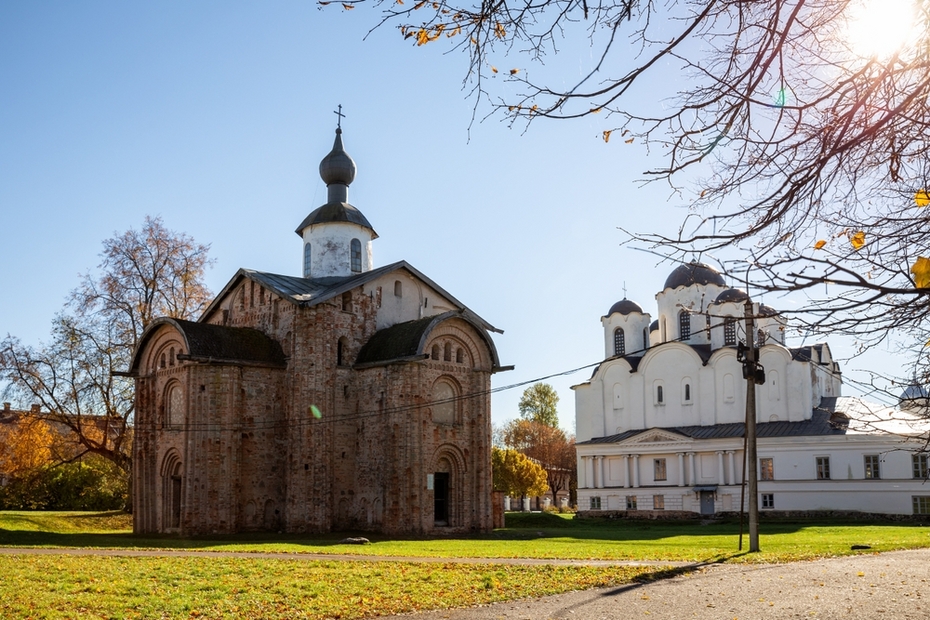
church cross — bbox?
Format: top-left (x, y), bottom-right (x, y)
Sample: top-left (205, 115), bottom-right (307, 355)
top-left (623, 281), bottom-right (627, 298)
top-left (334, 104), bottom-right (345, 129)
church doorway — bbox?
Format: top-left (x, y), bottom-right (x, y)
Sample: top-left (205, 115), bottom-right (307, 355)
top-left (433, 472), bottom-right (450, 526)
top-left (699, 491), bottom-right (715, 515)
top-left (169, 472), bottom-right (182, 529)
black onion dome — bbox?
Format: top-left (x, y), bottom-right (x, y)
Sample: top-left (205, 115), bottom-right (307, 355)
top-left (607, 299), bottom-right (644, 316)
top-left (319, 128), bottom-right (357, 186)
top-left (663, 262), bottom-right (726, 290)
top-left (649, 320), bottom-right (659, 332)
top-left (714, 288), bottom-right (750, 304)
top-left (759, 304), bottom-right (778, 317)
top-left (900, 385), bottom-right (928, 401)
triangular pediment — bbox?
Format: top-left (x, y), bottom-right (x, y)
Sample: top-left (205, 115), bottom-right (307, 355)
top-left (621, 428), bottom-right (689, 445)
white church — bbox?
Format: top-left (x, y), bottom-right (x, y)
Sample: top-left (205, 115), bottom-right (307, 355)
top-left (574, 262), bottom-right (930, 517)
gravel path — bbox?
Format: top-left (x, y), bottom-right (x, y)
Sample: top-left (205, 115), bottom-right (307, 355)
top-left (380, 549), bottom-right (930, 620)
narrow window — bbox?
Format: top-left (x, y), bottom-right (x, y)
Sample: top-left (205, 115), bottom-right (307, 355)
top-left (169, 347), bottom-right (175, 367)
top-left (642, 328), bottom-right (648, 348)
top-left (913, 453), bottom-right (929, 479)
top-left (431, 344), bottom-right (440, 360)
top-left (656, 384), bottom-right (664, 404)
top-left (394, 280), bottom-right (402, 297)
top-left (816, 456), bottom-right (831, 480)
top-left (590, 496), bottom-right (602, 510)
top-left (443, 342), bottom-right (452, 362)
top-left (613, 328), bottom-right (625, 356)
top-left (759, 458), bottom-right (774, 480)
top-left (705, 313), bottom-right (711, 334)
top-left (761, 493), bottom-right (775, 509)
top-left (757, 328), bottom-right (766, 347)
top-left (724, 317), bottom-right (737, 345)
top-left (341, 291), bottom-right (351, 312)
top-left (455, 348), bottom-right (464, 364)
top-left (682, 380), bottom-right (692, 404)
top-left (864, 455), bottom-right (881, 479)
top-left (654, 458), bottom-right (667, 481)
top-left (678, 311), bottom-right (691, 340)
top-left (160, 353), bottom-right (167, 369)
top-left (303, 243), bottom-right (312, 277)
top-left (350, 238), bottom-right (362, 273)
top-left (914, 496), bottom-right (930, 515)
top-left (653, 495), bottom-right (665, 510)
top-left (337, 338), bottom-right (347, 367)
top-left (625, 495), bottom-right (637, 510)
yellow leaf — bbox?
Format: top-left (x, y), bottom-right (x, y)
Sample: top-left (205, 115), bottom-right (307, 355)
top-left (413, 0), bottom-right (425, 8)
top-left (495, 23), bottom-right (506, 38)
top-left (396, 0), bottom-right (403, 3)
top-left (508, 106), bottom-right (515, 112)
top-left (590, 107), bottom-right (601, 114)
top-left (603, 130), bottom-right (612, 143)
top-left (700, 190), bottom-right (706, 198)
top-left (342, 2), bottom-right (355, 8)
top-left (625, 137), bottom-right (634, 144)
top-left (911, 256), bottom-right (930, 288)
top-left (491, 65), bottom-right (498, 73)
top-left (850, 231), bottom-right (866, 250)
top-left (814, 239), bottom-right (827, 250)
top-left (530, 104), bottom-right (538, 112)
top-left (510, 68), bottom-right (519, 75)
top-left (416, 28), bottom-right (430, 45)
top-left (916, 189), bottom-right (930, 207)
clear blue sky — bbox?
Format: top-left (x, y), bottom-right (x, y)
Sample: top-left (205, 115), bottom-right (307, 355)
top-left (0, 2), bottom-right (905, 431)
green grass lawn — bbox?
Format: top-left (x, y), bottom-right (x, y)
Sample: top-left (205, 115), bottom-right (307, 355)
top-left (1, 511), bottom-right (928, 619)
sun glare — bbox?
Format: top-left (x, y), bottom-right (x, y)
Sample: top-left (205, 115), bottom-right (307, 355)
top-left (845, 0), bottom-right (921, 59)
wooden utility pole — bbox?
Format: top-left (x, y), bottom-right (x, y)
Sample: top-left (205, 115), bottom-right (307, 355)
top-left (744, 298), bottom-right (760, 552)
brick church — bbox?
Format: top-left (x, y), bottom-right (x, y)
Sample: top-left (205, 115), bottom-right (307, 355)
top-left (129, 123), bottom-right (505, 535)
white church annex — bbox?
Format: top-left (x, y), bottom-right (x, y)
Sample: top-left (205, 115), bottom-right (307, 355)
top-left (574, 262), bottom-right (930, 517)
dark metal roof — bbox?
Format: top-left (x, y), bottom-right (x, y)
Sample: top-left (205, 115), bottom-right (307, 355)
top-left (759, 304), bottom-right (779, 317)
top-left (713, 288), bottom-right (749, 304)
top-left (354, 311), bottom-right (503, 370)
top-left (579, 405), bottom-right (849, 445)
top-left (294, 201), bottom-right (377, 237)
top-left (129, 318), bottom-right (286, 373)
top-left (606, 299), bottom-right (645, 317)
top-left (649, 320), bottom-right (659, 331)
top-left (663, 262), bottom-right (726, 291)
top-left (201, 261), bottom-right (501, 335)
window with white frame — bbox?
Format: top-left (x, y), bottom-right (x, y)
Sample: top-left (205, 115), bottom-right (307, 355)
top-left (724, 317), bottom-right (738, 345)
top-left (590, 496), bottom-right (602, 510)
top-left (759, 458), bottom-right (774, 481)
top-left (653, 495), bottom-right (665, 510)
top-left (761, 493), bottom-right (774, 509)
top-left (626, 495), bottom-right (637, 510)
top-left (816, 456), bottom-right (831, 480)
top-left (913, 496), bottom-right (930, 515)
top-left (654, 458), bottom-right (667, 481)
top-left (864, 455), bottom-right (881, 479)
top-left (350, 238), bottom-right (362, 273)
top-left (913, 453), bottom-right (929, 479)
top-left (303, 243), bottom-right (312, 277)
top-left (678, 311), bottom-right (690, 340)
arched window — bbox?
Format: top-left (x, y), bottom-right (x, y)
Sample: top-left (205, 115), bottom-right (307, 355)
top-left (455, 348), bottom-right (464, 364)
top-left (394, 280), bottom-right (402, 297)
top-left (682, 378), bottom-right (692, 404)
top-left (685, 383), bottom-right (691, 401)
top-left (656, 385), bottom-right (664, 404)
top-left (431, 344), bottom-right (440, 360)
top-left (169, 347), bottom-right (175, 367)
top-left (350, 238), bottom-right (362, 273)
top-left (613, 328), bottom-right (625, 356)
top-left (678, 311), bottom-right (691, 340)
top-left (159, 353), bottom-right (167, 369)
top-left (443, 342), bottom-right (452, 362)
top-left (166, 384), bottom-right (185, 427)
top-left (724, 317), bottom-right (737, 345)
top-left (431, 379), bottom-right (457, 425)
top-left (303, 243), bottom-right (312, 278)
top-left (341, 292), bottom-right (352, 312)
top-left (337, 337), bottom-right (348, 366)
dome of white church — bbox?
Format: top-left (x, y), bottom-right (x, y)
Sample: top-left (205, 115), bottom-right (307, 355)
top-left (319, 128), bottom-right (357, 186)
top-left (663, 262), bottom-right (726, 291)
top-left (900, 384), bottom-right (929, 402)
top-left (713, 288), bottom-right (750, 304)
top-left (606, 299), bottom-right (644, 316)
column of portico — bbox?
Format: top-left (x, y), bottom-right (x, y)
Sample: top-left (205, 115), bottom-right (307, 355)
top-left (716, 451), bottom-right (725, 485)
top-left (688, 452), bottom-right (696, 486)
top-left (727, 451), bottom-right (736, 485)
top-left (677, 453), bottom-right (686, 486)
top-left (621, 455), bottom-right (630, 488)
top-left (584, 456), bottom-right (594, 489)
top-left (595, 456), bottom-right (605, 489)
top-left (632, 454), bottom-right (640, 488)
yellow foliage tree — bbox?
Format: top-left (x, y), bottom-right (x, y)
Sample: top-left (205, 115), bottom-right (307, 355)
top-left (491, 447), bottom-right (548, 499)
top-left (0, 417), bottom-right (56, 478)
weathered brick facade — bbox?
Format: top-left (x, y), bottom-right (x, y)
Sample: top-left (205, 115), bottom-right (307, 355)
top-left (131, 263), bottom-right (502, 536)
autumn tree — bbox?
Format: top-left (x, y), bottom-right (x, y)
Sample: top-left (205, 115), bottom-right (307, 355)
top-left (0, 217), bottom-right (213, 473)
top-left (340, 0), bottom-right (930, 392)
top-left (501, 418), bottom-right (576, 508)
top-left (491, 447), bottom-right (549, 502)
top-left (518, 382), bottom-right (560, 427)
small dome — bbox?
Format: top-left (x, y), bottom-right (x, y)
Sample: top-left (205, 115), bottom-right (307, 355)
top-left (607, 299), bottom-right (644, 316)
top-left (759, 304), bottom-right (778, 317)
top-left (649, 319), bottom-right (659, 332)
top-left (319, 128), bottom-right (357, 186)
top-left (714, 288), bottom-right (750, 304)
top-left (663, 261), bottom-right (726, 290)
top-left (900, 384), bottom-right (929, 402)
